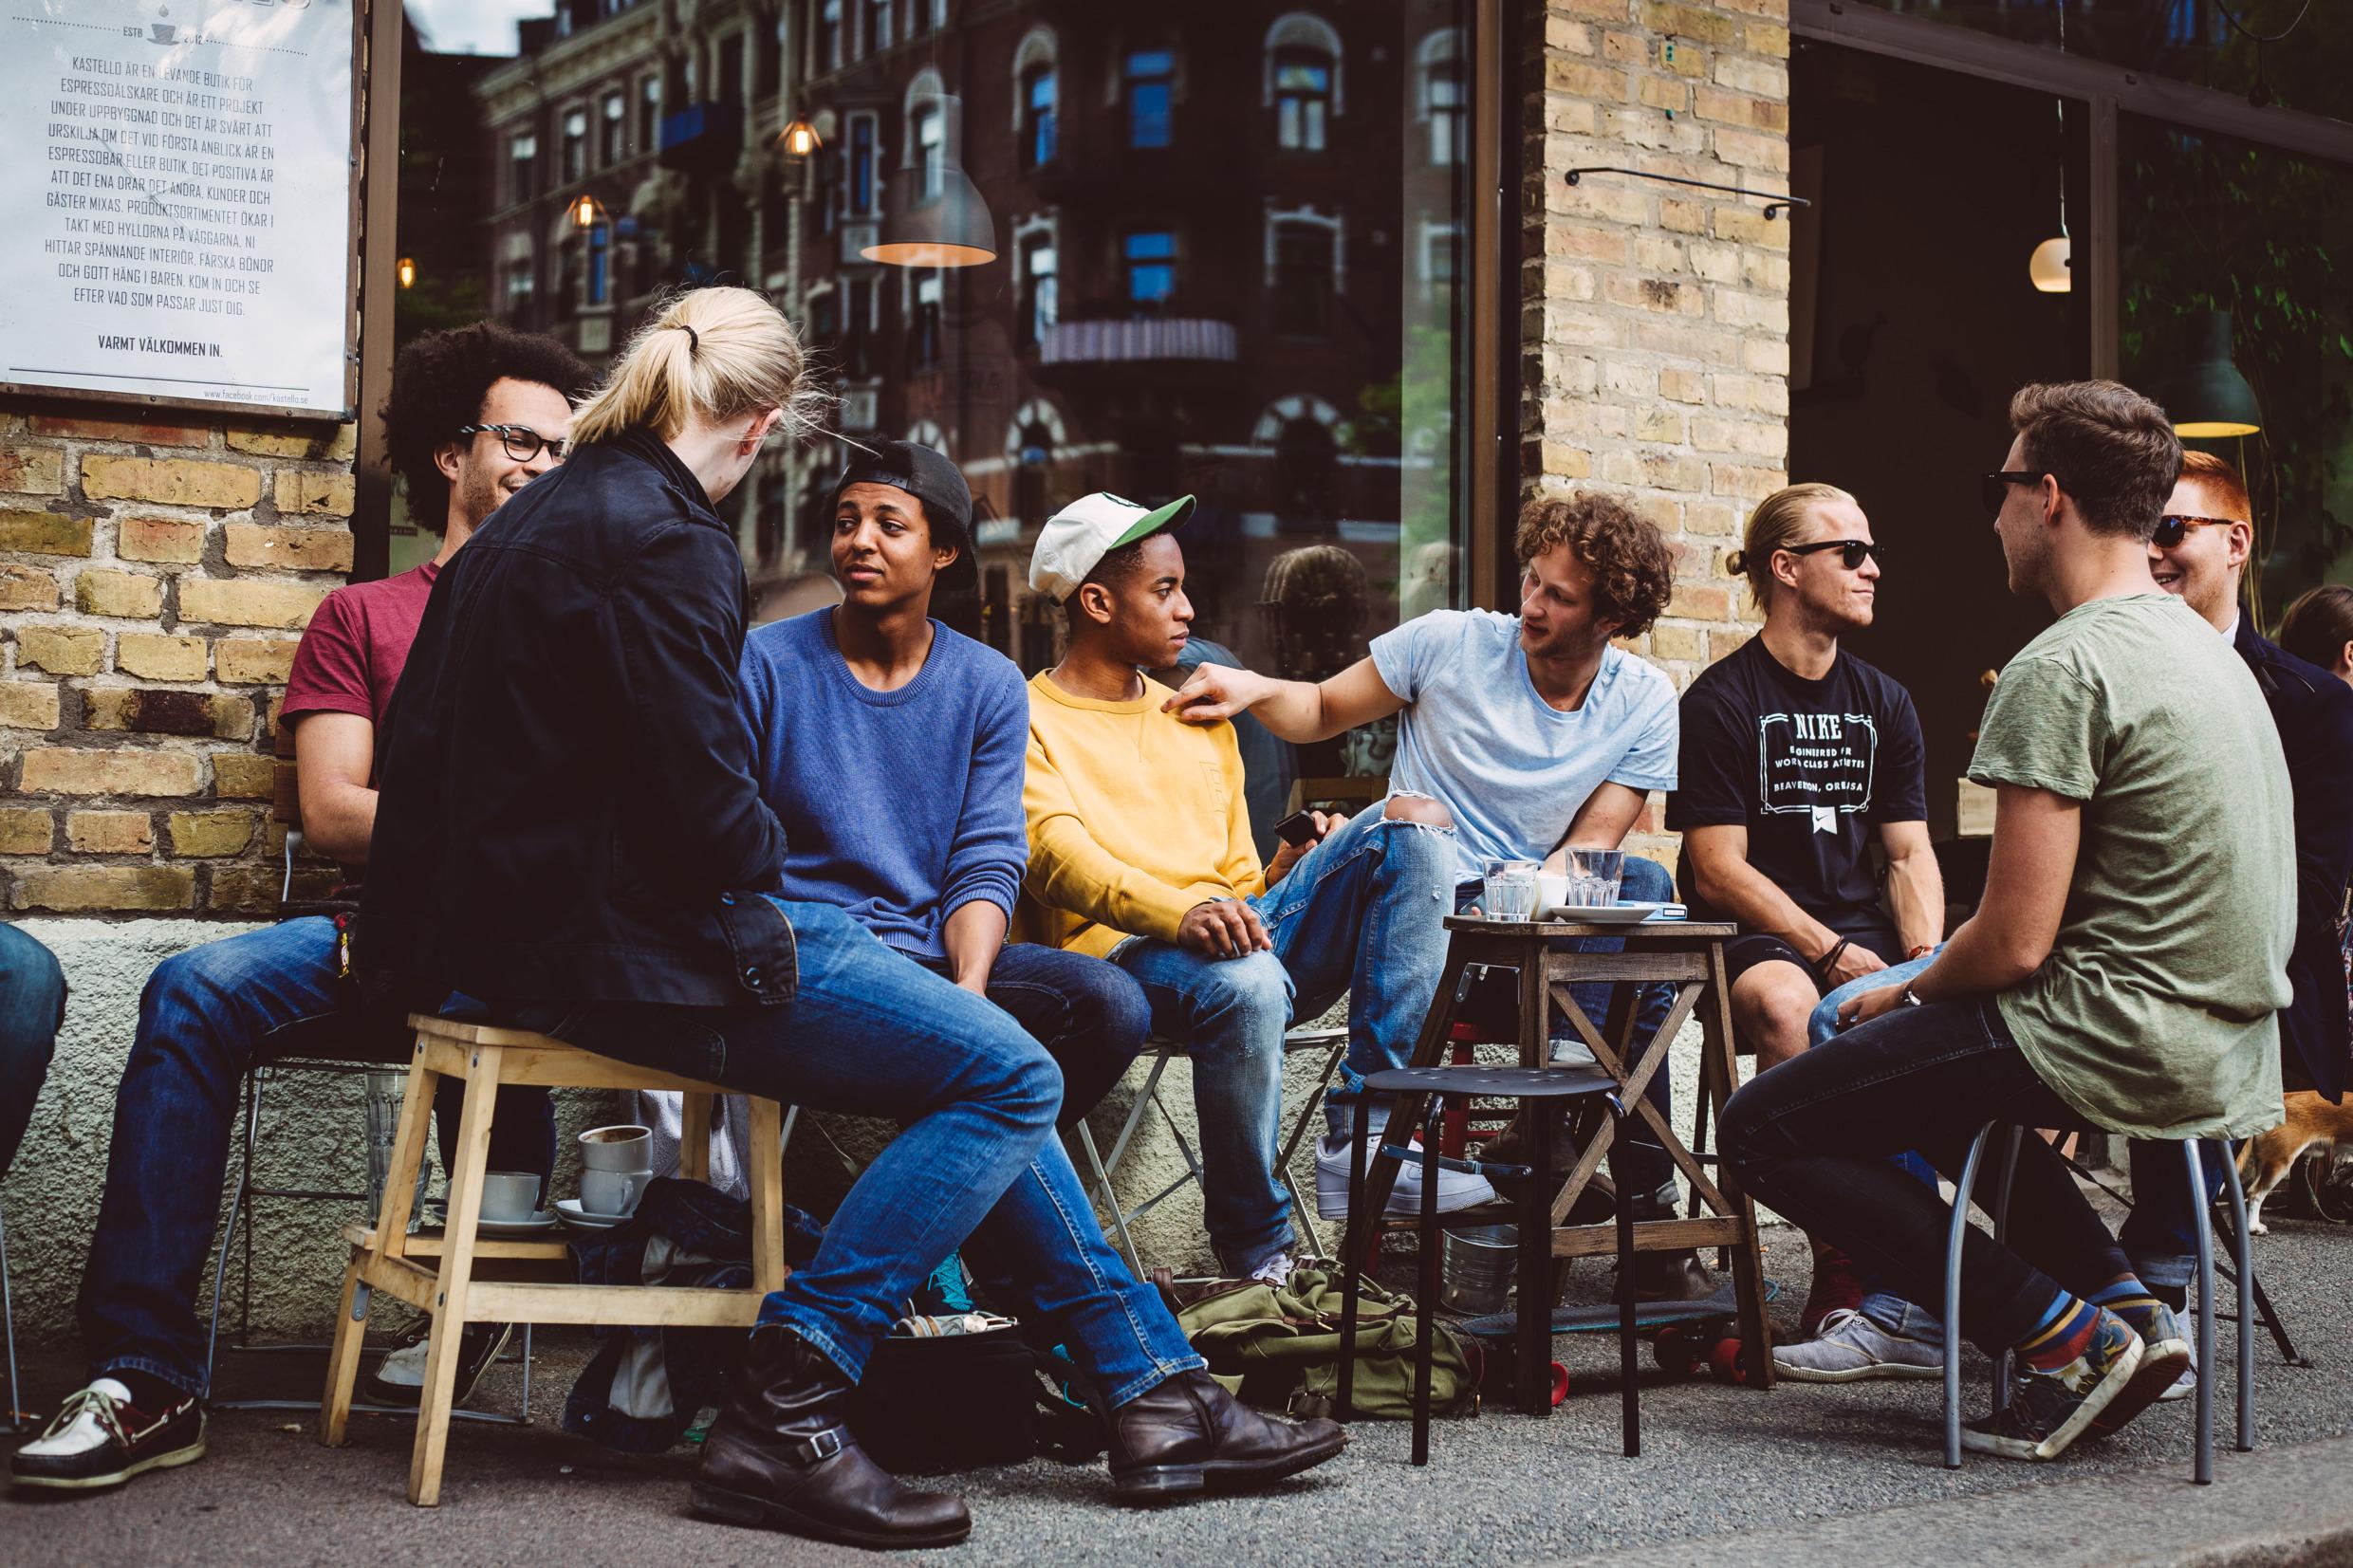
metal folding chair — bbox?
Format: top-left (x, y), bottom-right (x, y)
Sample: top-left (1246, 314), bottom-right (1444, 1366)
top-left (1, 1195), bottom-right (23, 1435)
top-left (1074, 1024), bottom-right (1347, 1278)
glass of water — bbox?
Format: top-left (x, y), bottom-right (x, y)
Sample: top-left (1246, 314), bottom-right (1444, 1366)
top-left (1564, 847), bottom-right (1625, 908)
top-left (1482, 858), bottom-right (1542, 921)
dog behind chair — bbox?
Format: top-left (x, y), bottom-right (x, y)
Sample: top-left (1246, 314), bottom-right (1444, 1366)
top-left (2238, 1091), bottom-right (2353, 1233)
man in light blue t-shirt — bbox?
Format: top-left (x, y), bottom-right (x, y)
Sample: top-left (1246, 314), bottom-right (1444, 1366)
top-left (1171, 491), bottom-right (1715, 1297)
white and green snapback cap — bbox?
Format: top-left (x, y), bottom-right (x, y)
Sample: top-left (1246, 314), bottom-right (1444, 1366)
top-left (1027, 491), bottom-right (1195, 602)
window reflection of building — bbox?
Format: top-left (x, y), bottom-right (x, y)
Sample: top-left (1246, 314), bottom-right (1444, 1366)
top-left (1125, 230), bottom-right (1177, 314)
top-left (1126, 49), bottom-right (1176, 149)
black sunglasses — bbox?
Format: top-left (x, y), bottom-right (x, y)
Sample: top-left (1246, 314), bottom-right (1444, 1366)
top-left (1981, 470), bottom-right (2056, 515)
top-left (457, 423), bottom-right (569, 463)
top-left (1780, 539), bottom-right (1881, 570)
top-left (2151, 513), bottom-right (2242, 549)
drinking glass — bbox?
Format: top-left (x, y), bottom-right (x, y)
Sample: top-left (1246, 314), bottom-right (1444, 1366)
top-left (1564, 847), bottom-right (1625, 908)
top-left (1482, 858), bottom-right (1541, 921)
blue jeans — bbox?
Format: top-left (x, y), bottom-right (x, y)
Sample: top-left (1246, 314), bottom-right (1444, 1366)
top-left (0, 923), bottom-right (65, 1180)
top-left (912, 943), bottom-right (1150, 1131)
top-left (507, 899), bottom-right (1200, 1410)
top-left (1722, 994), bottom-right (2133, 1354)
top-left (1110, 805), bottom-right (1458, 1274)
top-left (78, 918), bottom-right (554, 1397)
top-left (2119, 1138), bottom-right (2232, 1298)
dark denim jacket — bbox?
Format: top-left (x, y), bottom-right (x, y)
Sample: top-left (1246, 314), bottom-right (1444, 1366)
top-left (358, 428), bottom-right (796, 1010)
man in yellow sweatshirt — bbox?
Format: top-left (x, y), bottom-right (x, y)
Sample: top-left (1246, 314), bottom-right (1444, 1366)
top-left (1018, 493), bottom-right (1488, 1285)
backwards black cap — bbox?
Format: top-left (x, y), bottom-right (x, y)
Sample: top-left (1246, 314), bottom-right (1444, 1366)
top-left (831, 439), bottom-right (973, 551)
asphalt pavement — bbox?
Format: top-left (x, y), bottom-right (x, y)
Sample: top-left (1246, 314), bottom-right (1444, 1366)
top-left (7, 1206), bottom-right (2353, 1565)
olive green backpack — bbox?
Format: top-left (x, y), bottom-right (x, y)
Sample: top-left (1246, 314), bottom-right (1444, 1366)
top-left (1169, 1264), bottom-right (1478, 1420)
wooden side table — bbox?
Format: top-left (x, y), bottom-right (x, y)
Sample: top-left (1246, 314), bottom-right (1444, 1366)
top-left (1355, 914), bottom-right (1774, 1392)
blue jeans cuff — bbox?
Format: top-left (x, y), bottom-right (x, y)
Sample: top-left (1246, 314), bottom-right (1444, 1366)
top-left (1101, 1354), bottom-right (1212, 1411)
top-left (1859, 1290), bottom-right (1943, 1339)
top-left (753, 1300), bottom-right (869, 1386)
top-left (97, 1355), bottom-right (205, 1401)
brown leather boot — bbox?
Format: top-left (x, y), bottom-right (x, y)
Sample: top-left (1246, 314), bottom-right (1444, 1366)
top-left (1106, 1369), bottom-right (1347, 1503)
top-left (1619, 1193), bottom-right (1720, 1303)
top-left (692, 1327), bottom-right (971, 1548)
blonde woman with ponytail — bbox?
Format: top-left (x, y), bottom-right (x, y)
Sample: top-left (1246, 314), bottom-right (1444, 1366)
top-left (358, 286), bottom-right (1344, 1544)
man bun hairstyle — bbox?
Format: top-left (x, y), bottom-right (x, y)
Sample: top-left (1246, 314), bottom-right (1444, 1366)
top-left (2177, 449), bottom-right (2252, 521)
top-left (1728, 482), bottom-right (1857, 611)
top-left (570, 285), bottom-right (826, 446)
top-left (2278, 584), bottom-right (2353, 673)
top-left (1513, 490), bottom-right (1675, 638)
top-left (2008, 379), bottom-right (2182, 542)
top-left (384, 321), bottom-right (590, 535)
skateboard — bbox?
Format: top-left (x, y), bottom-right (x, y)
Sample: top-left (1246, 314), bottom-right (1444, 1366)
top-left (1454, 1282), bottom-right (1779, 1400)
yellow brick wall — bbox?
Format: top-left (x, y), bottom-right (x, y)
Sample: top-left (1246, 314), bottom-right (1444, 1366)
top-left (1529, 0), bottom-right (1791, 865)
top-left (0, 405), bottom-right (355, 916)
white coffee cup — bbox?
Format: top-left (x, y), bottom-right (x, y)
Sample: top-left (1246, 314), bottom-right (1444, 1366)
top-left (579, 1124), bottom-right (653, 1172)
top-left (478, 1171), bottom-right (542, 1224)
top-left (580, 1168), bottom-right (651, 1218)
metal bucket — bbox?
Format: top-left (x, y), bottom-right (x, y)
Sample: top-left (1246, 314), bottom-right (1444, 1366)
top-left (1440, 1224), bottom-right (1517, 1314)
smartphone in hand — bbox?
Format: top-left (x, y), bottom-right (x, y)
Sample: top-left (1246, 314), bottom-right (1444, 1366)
top-left (1274, 809), bottom-right (1322, 848)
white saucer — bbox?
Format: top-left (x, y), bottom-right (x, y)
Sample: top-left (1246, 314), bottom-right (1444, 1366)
top-left (477, 1210), bottom-right (558, 1237)
top-left (1540, 900), bottom-right (1668, 925)
top-left (555, 1198), bottom-right (634, 1230)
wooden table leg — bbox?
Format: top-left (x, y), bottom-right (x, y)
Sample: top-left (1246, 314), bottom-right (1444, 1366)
top-left (318, 1252), bottom-right (369, 1448)
top-left (324, 1035), bottom-right (435, 1447)
top-left (681, 1091), bottom-right (713, 1184)
top-left (1705, 941), bottom-right (1776, 1391)
top-left (747, 1097), bottom-right (787, 1297)
top-left (408, 1046), bottom-right (502, 1507)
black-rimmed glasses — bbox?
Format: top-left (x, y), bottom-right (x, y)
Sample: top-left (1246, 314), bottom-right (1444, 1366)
top-left (1981, 470), bottom-right (2055, 515)
top-left (457, 423), bottom-right (569, 463)
top-left (2152, 514), bottom-right (2243, 549)
top-left (1779, 539), bottom-right (1881, 570)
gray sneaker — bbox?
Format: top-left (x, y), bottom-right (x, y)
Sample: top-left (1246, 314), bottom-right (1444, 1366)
top-left (1772, 1307), bottom-right (1945, 1383)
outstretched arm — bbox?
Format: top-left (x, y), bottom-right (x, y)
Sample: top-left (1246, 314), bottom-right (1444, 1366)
top-left (1162, 655), bottom-right (1407, 744)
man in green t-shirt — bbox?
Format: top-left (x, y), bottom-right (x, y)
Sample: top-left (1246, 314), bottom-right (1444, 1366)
top-left (1721, 379), bottom-right (2292, 1464)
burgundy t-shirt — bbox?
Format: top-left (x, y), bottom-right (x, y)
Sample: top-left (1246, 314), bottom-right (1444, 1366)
top-left (282, 561), bottom-right (439, 731)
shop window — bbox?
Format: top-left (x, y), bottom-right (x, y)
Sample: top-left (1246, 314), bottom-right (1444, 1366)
top-left (815, 0), bottom-right (842, 72)
top-left (913, 269), bottom-right (943, 369)
top-left (848, 114), bottom-right (878, 214)
top-left (1418, 30), bottom-right (1465, 167)
top-left (1274, 50), bottom-right (1332, 151)
top-left (509, 131), bottom-right (537, 204)
top-left (913, 101), bottom-right (945, 199)
top-left (1019, 231), bottom-right (1057, 347)
top-left (601, 91), bottom-right (626, 165)
top-left (1021, 62), bottom-right (1057, 171)
top-left (1274, 222), bottom-right (1335, 334)
top-left (1126, 49), bottom-right (1175, 149)
top-left (638, 76), bottom-right (661, 151)
top-left (1124, 229), bottom-right (1176, 314)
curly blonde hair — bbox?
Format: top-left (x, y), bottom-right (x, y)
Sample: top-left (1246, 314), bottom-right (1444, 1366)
top-left (1513, 491), bottom-right (1674, 637)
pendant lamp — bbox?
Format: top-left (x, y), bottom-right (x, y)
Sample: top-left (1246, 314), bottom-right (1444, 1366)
top-left (862, 94), bottom-right (996, 267)
top-left (2161, 311), bottom-right (2263, 438)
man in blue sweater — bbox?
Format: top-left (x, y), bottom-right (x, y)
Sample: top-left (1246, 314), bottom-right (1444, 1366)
top-left (737, 441), bottom-right (1151, 1127)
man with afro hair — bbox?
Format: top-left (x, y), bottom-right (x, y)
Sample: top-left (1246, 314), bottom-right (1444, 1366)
top-left (14, 323), bottom-right (588, 1496)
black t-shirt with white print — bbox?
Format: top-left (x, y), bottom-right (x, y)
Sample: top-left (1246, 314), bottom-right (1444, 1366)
top-left (1666, 636), bottom-right (1928, 942)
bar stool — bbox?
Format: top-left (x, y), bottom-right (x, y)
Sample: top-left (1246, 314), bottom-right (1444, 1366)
top-left (321, 1014), bottom-right (788, 1506)
top-left (1337, 1062), bottom-right (1637, 1465)
top-left (1943, 1123), bottom-right (2254, 1481)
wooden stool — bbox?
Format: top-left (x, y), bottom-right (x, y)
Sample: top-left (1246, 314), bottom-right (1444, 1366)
top-left (320, 1014), bottom-right (788, 1506)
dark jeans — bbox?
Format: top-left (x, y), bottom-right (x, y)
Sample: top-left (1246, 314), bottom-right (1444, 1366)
top-left (503, 899), bottom-right (1201, 1409)
top-left (0, 922), bottom-right (65, 1180)
top-left (77, 917), bottom-right (554, 1397)
top-left (912, 942), bottom-right (1150, 1132)
top-left (1720, 994), bottom-right (2132, 1354)
top-left (2119, 1138), bottom-right (2233, 1298)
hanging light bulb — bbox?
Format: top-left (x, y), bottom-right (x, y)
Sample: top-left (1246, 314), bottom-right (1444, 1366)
top-left (2029, 235), bottom-right (2070, 292)
top-left (569, 194), bottom-right (605, 230)
top-left (396, 256), bottom-right (417, 289)
top-left (2030, 5), bottom-right (2072, 292)
top-left (776, 106), bottom-right (823, 161)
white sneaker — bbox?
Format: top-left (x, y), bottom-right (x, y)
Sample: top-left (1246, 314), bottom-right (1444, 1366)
top-left (1771, 1308), bottom-right (1946, 1382)
top-left (1314, 1130), bottom-right (1496, 1220)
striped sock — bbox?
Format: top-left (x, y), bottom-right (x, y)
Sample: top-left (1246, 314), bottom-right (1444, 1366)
top-left (2017, 1294), bottom-right (2100, 1373)
top-left (2088, 1278), bottom-right (2161, 1337)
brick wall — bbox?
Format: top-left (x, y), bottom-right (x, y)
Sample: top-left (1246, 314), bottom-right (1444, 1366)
top-left (1528, 0), bottom-right (1792, 858)
top-left (1, 406), bottom-right (356, 917)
